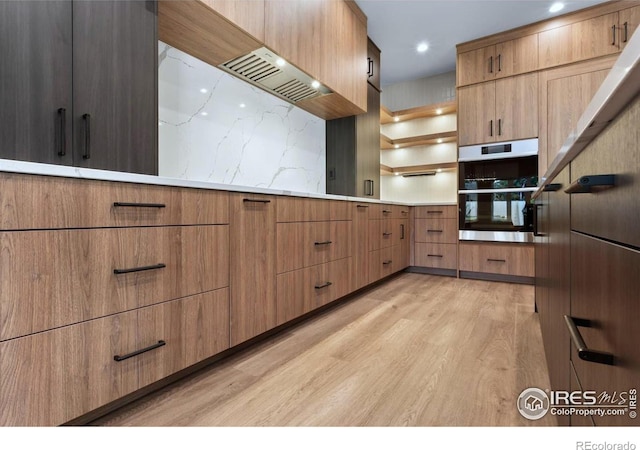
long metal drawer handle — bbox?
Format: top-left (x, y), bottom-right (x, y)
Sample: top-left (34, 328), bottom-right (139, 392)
top-left (427, 254), bottom-right (443, 258)
top-left (314, 241), bottom-right (332, 246)
top-left (315, 281), bottom-right (332, 289)
top-left (427, 230), bottom-right (443, 233)
top-left (114, 263), bottom-right (166, 275)
top-left (356, 205), bottom-right (369, 208)
top-left (382, 210), bottom-right (392, 214)
top-left (564, 316), bottom-right (614, 366)
top-left (383, 232), bottom-right (393, 236)
top-left (564, 175), bottom-right (615, 194)
top-left (543, 183), bottom-right (563, 192)
top-left (113, 202), bottom-right (166, 208)
top-left (114, 340), bottom-right (166, 362)
top-left (426, 211), bottom-right (443, 214)
top-left (243, 198), bottom-right (271, 203)
top-left (487, 258), bottom-right (506, 262)
top-left (383, 260), bottom-right (392, 265)
top-left (401, 210), bottom-right (409, 215)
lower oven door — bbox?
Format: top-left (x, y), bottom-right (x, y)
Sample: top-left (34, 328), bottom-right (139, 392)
top-left (459, 188), bottom-right (536, 232)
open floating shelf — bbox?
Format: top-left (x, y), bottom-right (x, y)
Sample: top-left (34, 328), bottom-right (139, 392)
top-left (380, 130), bottom-right (457, 150)
top-left (380, 100), bottom-right (456, 124)
top-left (380, 161), bottom-right (458, 176)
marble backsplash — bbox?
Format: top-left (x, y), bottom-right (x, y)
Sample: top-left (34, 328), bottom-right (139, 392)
top-left (158, 42), bottom-right (326, 193)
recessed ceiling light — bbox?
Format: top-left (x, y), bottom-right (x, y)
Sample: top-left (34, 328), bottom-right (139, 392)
top-left (394, 117), bottom-right (400, 122)
top-left (549, 2), bottom-right (564, 13)
top-left (417, 42), bottom-right (429, 53)
top-left (239, 103), bottom-right (246, 108)
top-left (436, 168), bottom-right (443, 173)
top-left (394, 144), bottom-right (399, 149)
top-left (394, 172), bottom-right (400, 176)
top-left (276, 58), bottom-right (286, 67)
top-left (200, 111), bottom-right (208, 116)
top-left (435, 108), bottom-right (443, 115)
top-left (311, 80), bottom-right (321, 89)
top-left (437, 138), bottom-right (443, 144)
top-left (200, 88), bottom-right (208, 94)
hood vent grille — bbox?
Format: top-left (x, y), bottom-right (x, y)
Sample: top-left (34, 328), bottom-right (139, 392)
top-left (221, 48), bottom-right (331, 104)
top-left (402, 172), bottom-right (437, 178)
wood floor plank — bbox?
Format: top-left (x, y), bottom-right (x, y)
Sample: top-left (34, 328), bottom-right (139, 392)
top-left (93, 273), bottom-right (553, 427)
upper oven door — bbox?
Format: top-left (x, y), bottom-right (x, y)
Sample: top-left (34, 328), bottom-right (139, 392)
top-left (459, 155), bottom-right (539, 191)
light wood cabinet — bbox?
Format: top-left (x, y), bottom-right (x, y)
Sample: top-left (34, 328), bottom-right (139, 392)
top-left (264, 0), bottom-right (366, 114)
top-left (201, 0), bottom-right (265, 42)
top-left (352, 203), bottom-right (371, 290)
top-left (229, 194), bottom-right (276, 347)
top-left (0, 173), bottom-right (229, 231)
top-left (619, 5), bottom-right (640, 50)
top-left (458, 73), bottom-right (537, 146)
top-left (414, 243), bottom-right (457, 270)
top-left (0, 289), bottom-right (229, 427)
top-left (538, 56), bottom-right (615, 176)
top-left (459, 242), bottom-right (534, 278)
top-left (414, 205), bottom-right (457, 219)
top-left (539, 12), bottom-right (620, 69)
top-left (0, 225), bottom-right (228, 341)
top-left (276, 196), bottom-right (330, 222)
top-left (368, 247), bottom-right (393, 284)
top-left (457, 34), bottom-right (538, 87)
top-left (414, 218), bottom-right (457, 244)
top-left (413, 206), bottom-right (458, 273)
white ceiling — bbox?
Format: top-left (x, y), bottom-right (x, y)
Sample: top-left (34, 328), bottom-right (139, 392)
top-left (356, 0), bottom-right (608, 87)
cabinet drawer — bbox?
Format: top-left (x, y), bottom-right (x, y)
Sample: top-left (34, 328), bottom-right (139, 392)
top-left (330, 201), bottom-right (353, 221)
top-left (0, 172), bottom-right (229, 230)
top-left (459, 242), bottom-right (534, 277)
top-left (391, 218), bottom-right (409, 247)
top-left (368, 218), bottom-right (394, 250)
top-left (414, 243), bottom-right (457, 269)
top-left (0, 289), bottom-right (229, 426)
top-left (391, 205), bottom-right (410, 219)
top-left (276, 258), bottom-right (352, 325)
top-left (414, 205), bottom-right (457, 219)
top-left (0, 225), bottom-right (229, 340)
top-left (414, 218), bottom-right (457, 243)
top-left (569, 95), bottom-right (640, 249)
top-left (367, 203), bottom-right (382, 218)
top-left (276, 221), bottom-right (352, 273)
top-left (570, 233), bottom-right (639, 426)
top-left (276, 197), bottom-right (330, 222)
top-left (368, 247), bottom-right (393, 284)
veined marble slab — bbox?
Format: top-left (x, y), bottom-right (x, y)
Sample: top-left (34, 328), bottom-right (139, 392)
top-left (158, 42), bottom-right (326, 194)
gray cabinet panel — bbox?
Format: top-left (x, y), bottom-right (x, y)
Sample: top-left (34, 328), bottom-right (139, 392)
top-left (73, 0), bottom-right (158, 175)
top-left (0, 1), bottom-right (73, 165)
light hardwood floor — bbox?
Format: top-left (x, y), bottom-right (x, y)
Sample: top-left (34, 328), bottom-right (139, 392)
top-left (93, 273), bottom-right (556, 426)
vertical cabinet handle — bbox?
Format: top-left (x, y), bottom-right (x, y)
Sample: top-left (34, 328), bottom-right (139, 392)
top-left (82, 113), bottom-right (91, 159)
top-left (497, 54), bottom-right (502, 72)
top-left (400, 224), bottom-right (405, 240)
top-left (611, 24), bottom-right (617, 45)
top-left (57, 108), bottom-right (66, 156)
top-left (489, 120), bottom-right (493, 137)
top-left (623, 22), bottom-right (629, 43)
top-left (564, 316), bottom-right (614, 366)
top-left (369, 59), bottom-right (374, 78)
top-left (365, 179), bottom-right (374, 196)
top-left (498, 118), bottom-right (502, 136)
top-left (488, 56), bottom-right (493, 74)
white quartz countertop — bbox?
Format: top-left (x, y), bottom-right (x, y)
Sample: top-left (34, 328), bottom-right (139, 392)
top-left (0, 158), bottom-right (454, 207)
top-left (535, 26), bottom-right (640, 197)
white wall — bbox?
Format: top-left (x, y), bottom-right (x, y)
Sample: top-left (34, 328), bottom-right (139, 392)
top-left (380, 171), bottom-right (457, 204)
top-left (158, 42), bottom-right (326, 194)
top-left (381, 71), bottom-right (456, 111)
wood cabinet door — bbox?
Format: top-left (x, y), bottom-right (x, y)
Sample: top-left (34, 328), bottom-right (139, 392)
top-left (230, 193), bottom-right (276, 346)
top-left (495, 34), bottom-right (538, 79)
top-left (619, 5), bottom-right (640, 50)
top-left (203, 0), bottom-right (265, 42)
top-left (73, 0), bottom-right (157, 175)
top-left (570, 233), bottom-right (639, 426)
top-left (352, 204), bottom-right (370, 290)
top-left (457, 45), bottom-right (495, 86)
top-left (538, 56), bottom-right (614, 176)
top-left (457, 82), bottom-right (496, 146)
top-left (367, 38), bottom-right (381, 91)
top-left (494, 72), bottom-right (538, 142)
top-left (0, 0), bottom-right (73, 165)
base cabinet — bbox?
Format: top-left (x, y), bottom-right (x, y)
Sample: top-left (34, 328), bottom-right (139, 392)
top-left (0, 289), bottom-right (229, 427)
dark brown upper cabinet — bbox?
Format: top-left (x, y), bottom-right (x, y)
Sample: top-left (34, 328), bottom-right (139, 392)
top-left (367, 38), bottom-right (381, 92)
top-left (0, 1), bottom-right (158, 175)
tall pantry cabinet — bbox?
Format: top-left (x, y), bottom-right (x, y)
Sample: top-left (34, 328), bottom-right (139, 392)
top-left (0, 0), bottom-right (158, 175)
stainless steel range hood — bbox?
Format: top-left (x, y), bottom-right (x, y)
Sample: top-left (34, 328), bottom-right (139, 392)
top-left (220, 47), bottom-right (332, 104)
